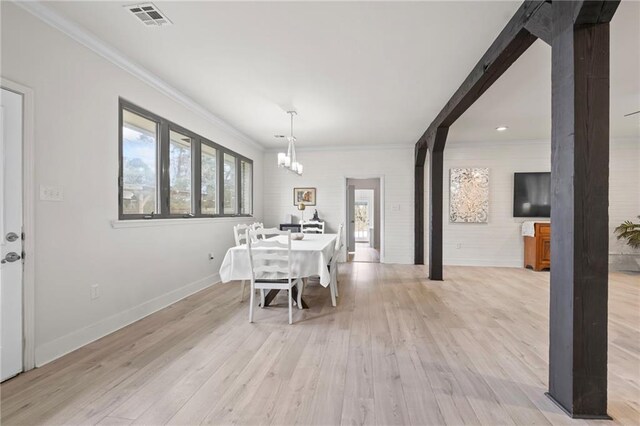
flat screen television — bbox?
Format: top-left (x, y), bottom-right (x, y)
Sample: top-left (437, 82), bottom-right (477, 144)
top-left (513, 172), bottom-right (551, 217)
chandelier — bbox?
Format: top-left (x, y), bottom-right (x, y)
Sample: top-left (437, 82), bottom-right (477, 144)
top-left (276, 111), bottom-right (303, 175)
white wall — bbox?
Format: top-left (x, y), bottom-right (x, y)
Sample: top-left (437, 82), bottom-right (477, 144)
top-left (1, 3), bottom-right (263, 366)
top-left (436, 138), bottom-right (640, 267)
top-left (263, 147), bottom-right (414, 264)
top-left (266, 138), bottom-right (638, 269)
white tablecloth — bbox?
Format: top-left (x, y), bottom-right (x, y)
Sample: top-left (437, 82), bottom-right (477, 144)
top-left (219, 234), bottom-right (337, 287)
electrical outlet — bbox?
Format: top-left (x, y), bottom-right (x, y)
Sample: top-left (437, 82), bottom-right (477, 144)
top-left (40, 185), bottom-right (64, 202)
top-left (456, 243), bottom-right (462, 249)
top-left (90, 284), bottom-right (100, 300)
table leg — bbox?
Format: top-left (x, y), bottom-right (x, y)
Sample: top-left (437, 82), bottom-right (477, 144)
top-left (262, 289), bottom-right (308, 309)
top-left (262, 289), bottom-right (279, 307)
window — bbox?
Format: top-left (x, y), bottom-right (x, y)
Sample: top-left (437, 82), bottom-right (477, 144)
top-left (223, 153), bottom-right (237, 215)
top-left (169, 130), bottom-right (192, 215)
top-left (119, 99), bottom-right (253, 219)
top-left (121, 109), bottom-right (158, 216)
top-left (240, 160), bottom-right (252, 215)
top-left (201, 143), bottom-right (217, 215)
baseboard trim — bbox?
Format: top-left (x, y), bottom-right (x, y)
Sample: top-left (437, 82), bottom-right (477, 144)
top-left (443, 258), bottom-right (635, 269)
top-left (34, 273), bottom-right (220, 367)
top-left (443, 259), bottom-right (522, 268)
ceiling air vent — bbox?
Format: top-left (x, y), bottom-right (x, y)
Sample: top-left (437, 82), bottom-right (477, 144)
top-left (125, 3), bottom-right (172, 27)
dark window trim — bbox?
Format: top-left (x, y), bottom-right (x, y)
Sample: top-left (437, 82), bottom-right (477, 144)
top-left (221, 151), bottom-right (238, 216)
top-left (118, 99), bottom-right (163, 220)
top-left (200, 138), bottom-right (220, 217)
top-left (239, 158), bottom-right (253, 215)
top-left (166, 122), bottom-right (198, 218)
top-left (118, 98), bottom-right (254, 220)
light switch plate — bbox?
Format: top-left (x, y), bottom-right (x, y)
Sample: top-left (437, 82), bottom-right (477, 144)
top-left (40, 185), bottom-right (64, 202)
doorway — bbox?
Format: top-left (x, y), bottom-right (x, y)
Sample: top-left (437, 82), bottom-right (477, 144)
top-left (346, 178), bottom-right (381, 263)
top-left (1, 87), bottom-right (24, 381)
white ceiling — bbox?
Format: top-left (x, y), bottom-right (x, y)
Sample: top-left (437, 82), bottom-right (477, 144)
top-left (45, 1), bottom-right (640, 148)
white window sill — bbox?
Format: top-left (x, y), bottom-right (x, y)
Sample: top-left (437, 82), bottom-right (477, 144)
top-left (111, 216), bottom-right (255, 229)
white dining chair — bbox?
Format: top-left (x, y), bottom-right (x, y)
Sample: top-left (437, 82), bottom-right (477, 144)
top-left (246, 228), bottom-right (302, 324)
top-left (233, 224), bottom-right (250, 246)
top-left (329, 223), bottom-right (344, 301)
top-left (251, 222), bottom-right (265, 239)
top-left (233, 224), bottom-right (251, 302)
top-left (301, 220), bottom-right (325, 234)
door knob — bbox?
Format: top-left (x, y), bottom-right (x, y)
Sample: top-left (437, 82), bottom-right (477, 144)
top-left (1, 252), bottom-right (21, 264)
top-left (5, 232), bottom-right (19, 242)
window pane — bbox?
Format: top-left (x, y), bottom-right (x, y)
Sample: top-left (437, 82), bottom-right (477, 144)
top-left (201, 144), bottom-right (217, 215)
top-left (169, 130), bottom-right (192, 214)
top-left (122, 109), bottom-right (157, 215)
top-left (240, 160), bottom-right (252, 215)
top-left (223, 153), bottom-right (237, 214)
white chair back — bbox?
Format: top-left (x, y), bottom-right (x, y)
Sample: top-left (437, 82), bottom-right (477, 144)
top-left (251, 222), bottom-right (265, 239)
top-left (301, 220), bottom-right (325, 234)
top-left (252, 225), bottom-right (280, 241)
top-left (246, 229), bottom-right (293, 283)
top-left (233, 224), bottom-right (251, 246)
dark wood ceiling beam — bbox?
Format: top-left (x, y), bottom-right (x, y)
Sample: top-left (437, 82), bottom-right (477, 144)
top-left (416, 0), bottom-right (548, 153)
top-left (524, 1), bottom-right (552, 44)
top-left (574, 0), bottom-right (620, 24)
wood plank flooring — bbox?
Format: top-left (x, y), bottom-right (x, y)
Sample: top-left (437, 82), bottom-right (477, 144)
top-left (349, 243), bottom-right (381, 263)
top-left (1, 264), bottom-right (638, 425)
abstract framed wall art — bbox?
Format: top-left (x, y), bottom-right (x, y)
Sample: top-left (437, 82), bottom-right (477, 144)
top-left (449, 168), bottom-right (489, 223)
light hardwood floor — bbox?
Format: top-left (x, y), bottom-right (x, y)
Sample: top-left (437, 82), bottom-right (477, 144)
top-left (1, 264), bottom-right (639, 425)
top-left (349, 243), bottom-right (381, 263)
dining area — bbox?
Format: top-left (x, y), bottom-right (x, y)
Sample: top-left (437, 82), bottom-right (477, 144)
top-left (219, 221), bottom-right (344, 324)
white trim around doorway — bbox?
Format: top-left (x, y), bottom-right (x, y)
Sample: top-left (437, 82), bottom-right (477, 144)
top-left (1, 78), bottom-right (36, 372)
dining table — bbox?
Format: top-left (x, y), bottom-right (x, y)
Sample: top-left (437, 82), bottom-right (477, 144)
top-left (219, 233), bottom-right (337, 308)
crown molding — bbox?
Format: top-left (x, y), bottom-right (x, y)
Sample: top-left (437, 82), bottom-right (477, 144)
top-left (14, 0), bottom-right (264, 152)
top-left (265, 143), bottom-right (414, 154)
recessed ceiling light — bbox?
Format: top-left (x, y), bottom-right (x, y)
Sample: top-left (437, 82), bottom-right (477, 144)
top-left (496, 126), bottom-right (508, 132)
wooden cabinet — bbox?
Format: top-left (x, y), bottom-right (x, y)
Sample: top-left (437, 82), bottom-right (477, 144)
top-left (524, 223), bottom-right (551, 271)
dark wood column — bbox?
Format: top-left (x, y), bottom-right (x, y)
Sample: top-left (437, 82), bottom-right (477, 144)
top-left (415, 146), bottom-right (427, 265)
top-left (414, 165), bottom-right (425, 264)
top-left (428, 127), bottom-right (448, 281)
top-left (547, 1), bottom-right (618, 418)
top-left (427, 148), bottom-right (443, 280)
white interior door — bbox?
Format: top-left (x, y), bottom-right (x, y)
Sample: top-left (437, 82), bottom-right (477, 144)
top-left (1, 88), bottom-right (23, 382)
top-left (347, 184), bottom-right (355, 252)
